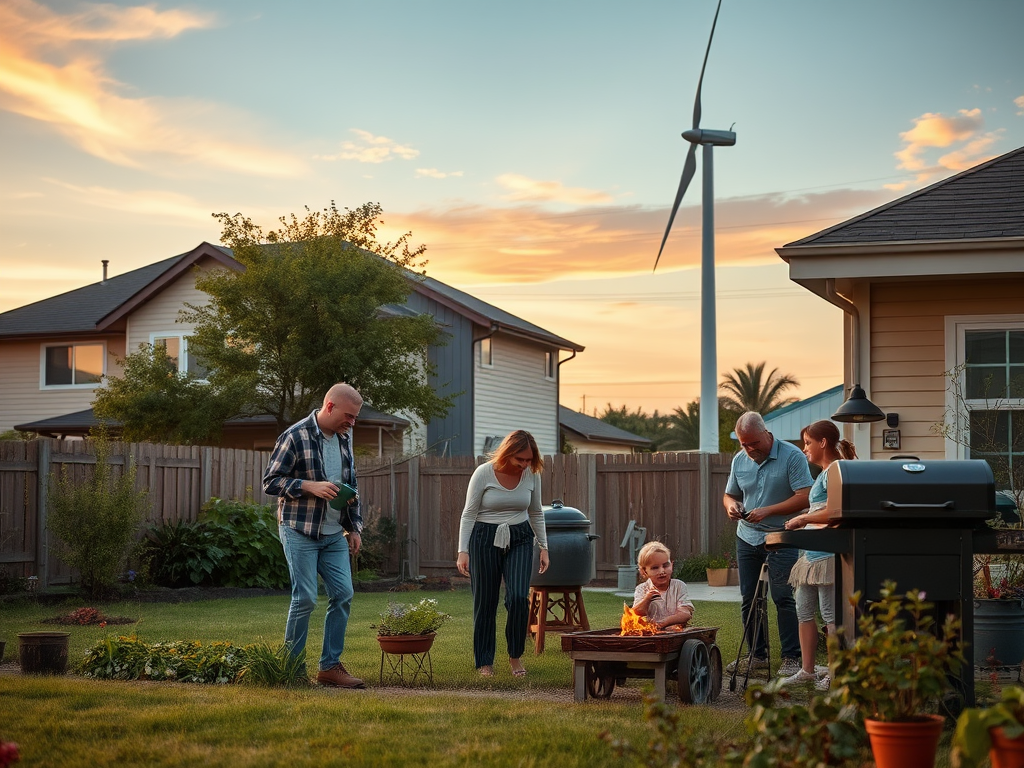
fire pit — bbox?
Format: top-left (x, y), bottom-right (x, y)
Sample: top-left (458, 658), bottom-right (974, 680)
top-left (560, 626), bottom-right (722, 704)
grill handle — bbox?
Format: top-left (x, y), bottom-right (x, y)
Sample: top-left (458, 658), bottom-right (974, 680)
top-left (879, 500), bottom-right (955, 510)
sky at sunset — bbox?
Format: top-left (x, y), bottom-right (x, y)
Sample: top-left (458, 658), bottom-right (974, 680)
top-left (2, 0), bottom-right (1023, 417)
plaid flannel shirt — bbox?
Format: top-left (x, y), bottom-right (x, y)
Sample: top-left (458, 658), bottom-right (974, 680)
top-left (262, 409), bottom-right (362, 538)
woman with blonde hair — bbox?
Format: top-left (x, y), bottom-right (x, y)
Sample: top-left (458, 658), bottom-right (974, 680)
top-left (456, 430), bottom-right (549, 677)
top-left (781, 420), bottom-right (857, 690)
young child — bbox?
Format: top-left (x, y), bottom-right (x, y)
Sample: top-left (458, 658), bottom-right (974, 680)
top-left (632, 541), bottom-right (695, 629)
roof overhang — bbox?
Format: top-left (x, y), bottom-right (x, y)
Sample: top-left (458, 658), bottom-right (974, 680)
top-left (777, 236), bottom-right (1024, 301)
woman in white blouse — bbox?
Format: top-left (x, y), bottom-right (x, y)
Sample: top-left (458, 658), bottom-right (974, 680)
top-left (456, 430), bottom-right (549, 677)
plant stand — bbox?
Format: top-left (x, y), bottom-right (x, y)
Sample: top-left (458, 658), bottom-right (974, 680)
top-left (379, 649), bottom-right (433, 686)
top-left (528, 586), bottom-right (590, 654)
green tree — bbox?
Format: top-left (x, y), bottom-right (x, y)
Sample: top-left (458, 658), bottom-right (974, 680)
top-left (718, 362), bottom-right (799, 415)
top-left (661, 400), bottom-right (740, 453)
top-left (597, 404), bottom-right (670, 451)
top-left (96, 202), bottom-right (453, 441)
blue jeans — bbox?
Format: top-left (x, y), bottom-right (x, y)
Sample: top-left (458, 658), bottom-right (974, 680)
top-left (279, 525), bottom-right (353, 672)
top-left (737, 537), bottom-right (800, 660)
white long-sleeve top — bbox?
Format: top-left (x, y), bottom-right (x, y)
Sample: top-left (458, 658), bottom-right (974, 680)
top-left (457, 462), bottom-right (548, 554)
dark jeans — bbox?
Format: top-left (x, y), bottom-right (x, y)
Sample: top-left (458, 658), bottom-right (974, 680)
top-left (737, 536), bottom-right (800, 660)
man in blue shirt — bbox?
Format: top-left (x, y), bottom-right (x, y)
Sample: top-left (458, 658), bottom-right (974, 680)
top-left (724, 411), bottom-right (813, 676)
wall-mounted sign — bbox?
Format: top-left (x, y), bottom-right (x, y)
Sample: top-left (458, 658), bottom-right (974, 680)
top-left (883, 429), bottom-right (901, 450)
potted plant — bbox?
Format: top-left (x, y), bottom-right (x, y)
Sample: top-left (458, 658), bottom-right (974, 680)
top-left (374, 598), bottom-right (452, 655)
top-left (706, 552), bottom-right (736, 587)
top-left (973, 554), bottom-right (1024, 668)
top-left (952, 685), bottom-right (1024, 768)
top-left (830, 581), bottom-right (964, 768)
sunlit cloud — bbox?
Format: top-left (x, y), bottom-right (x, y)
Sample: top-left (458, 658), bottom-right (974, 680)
top-left (1016, 94), bottom-right (1024, 115)
top-left (0, 0), bottom-right (305, 177)
top-left (496, 174), bottom-right (615, 205)
top-left (416, 168), bottom-right (464, 179)
top-left (43, 178), bottom-right (213, 222)
top-left (317, 129), bottom-right (420, 163)
top-left (383, 187), bottom-right (891, 286)
top-left (886, 109), bottom-right (1000, 190)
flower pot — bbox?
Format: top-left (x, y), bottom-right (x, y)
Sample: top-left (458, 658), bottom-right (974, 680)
top-left (376, 632), bottom-right (436, 655)
top-left (864, 715), bottom-right (944, 768)
top-left (990, 726), bottom-right (1024, 768)
top-left (727, 567), bottom-right (740, 586)
top-left (974, 599), bottom-right (1024, 667)
top-left (706, 568), bottom-right (729, 587)
top-left (18, 631), bottom-right (71, 675)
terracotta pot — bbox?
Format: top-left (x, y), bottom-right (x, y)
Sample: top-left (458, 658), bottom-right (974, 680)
top-left (376, 632), bottom-right (436, 655)
top-left (706, 568), bottom-right (729, 587)
top-left (864, 714), bottom-right (944, 768)
top-left (727, 568), bottom-right (740, 586)
top-left (990, 726), bottom-right (1024, 768)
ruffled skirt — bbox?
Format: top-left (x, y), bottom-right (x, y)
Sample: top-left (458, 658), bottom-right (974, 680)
top-left (788, 553), bottom-right (834, 587)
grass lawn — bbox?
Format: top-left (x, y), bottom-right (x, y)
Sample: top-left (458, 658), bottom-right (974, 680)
top-left (0, 587), bottom-right (766, 767)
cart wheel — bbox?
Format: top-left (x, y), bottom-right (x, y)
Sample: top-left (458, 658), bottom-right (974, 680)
top-left (585, 661), bottom-right (615, 699)
top-left (707, 644), bottom-right (723, 702)
top-left (677, 639), bottom-right (712, 705)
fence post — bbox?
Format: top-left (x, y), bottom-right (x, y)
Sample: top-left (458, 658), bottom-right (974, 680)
top-left (699, 453), bottom-right (710, 554)
top-left (36, 439), bottom-right (51, 590)
top-left (201, 446), bottom-right (213, 505)
top-left (406, 456), bottom-right (420, 579)
top-left (582, 453), bottom-right (597, 582)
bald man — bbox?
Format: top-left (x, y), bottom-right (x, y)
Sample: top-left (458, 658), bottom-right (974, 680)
top-left (263, 383), bottom-right (366, 689)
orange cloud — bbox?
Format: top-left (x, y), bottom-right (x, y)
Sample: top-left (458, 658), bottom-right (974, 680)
top-left (383, 188), bottom-right (889, 286)
top-left (0, 0), bottom-right (305, 177)
top-left (495, 174), bottom-right (615, 205)
top-left (416, 168), bottom-right (464, 179)
top-left (886, 109), bottom-right (999, 189)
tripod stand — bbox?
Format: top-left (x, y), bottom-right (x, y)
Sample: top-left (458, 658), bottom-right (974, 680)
top-left (729, 562), bottom-right (771, 691)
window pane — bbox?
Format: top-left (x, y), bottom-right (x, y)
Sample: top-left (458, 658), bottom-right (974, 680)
top-left (73, 344), bottom-right (103, 384)
top-left (185, 340), bottom-right (210, 379)
top-left (967, 367), bottom-right (1006, 399)
top-left (966, 331), bottom-right (1006, 364)
top-left (1010, 366), bottom-right (1024, 399)
top-left (970, 410), bottom-right (1009, 454)
top-left (1009, 332), bottom-right (1024, 363)
top-left (45, 346), bottom-right (73, 385)
top-left (154, 337), bottom-right (181, 372)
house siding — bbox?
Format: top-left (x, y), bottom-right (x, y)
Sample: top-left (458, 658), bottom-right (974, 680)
top-left (869, 278), bottom-right (1024, 459)
top-left (566, 437), bottom-right (640, 454)
top-left (475, 334), bottom-right (558, 456)
top-left (0, 337), bottom-right (125, 433)
top-left (405, 292), bottom-right (474, 456)
top-left (126, 265), bottom-right (214, 352)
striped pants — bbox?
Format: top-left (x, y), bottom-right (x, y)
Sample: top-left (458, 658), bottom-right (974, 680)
top-left (469, 520), bottom-right (534, 668)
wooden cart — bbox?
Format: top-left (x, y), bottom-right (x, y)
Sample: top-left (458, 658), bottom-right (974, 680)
top-left (560, 626), bottom-right (722, 705)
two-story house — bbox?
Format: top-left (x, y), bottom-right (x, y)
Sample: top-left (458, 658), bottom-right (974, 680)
top-left (0, 241), bottom-right (584, 457)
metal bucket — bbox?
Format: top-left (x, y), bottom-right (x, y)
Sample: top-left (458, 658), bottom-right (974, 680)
top-left (973, 599), bottom-right (1024, 667)
top-left (18, 631), bottom-right (71, 675)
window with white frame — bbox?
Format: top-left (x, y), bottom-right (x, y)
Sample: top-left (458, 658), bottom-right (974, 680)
top-left (948, 317), bottom-right (1024, 490)
top-left (152, 334), bottom-right (208, 379)
top-left (42, 342), bottom-right (104, 387)
top-left (544, 350), bottom-right (556, 380)
top-left (478, 336), bottom-right (493, 368)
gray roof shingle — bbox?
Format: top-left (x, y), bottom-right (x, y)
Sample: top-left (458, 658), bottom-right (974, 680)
top-left (785, 144), bottom-right (1024, 248)
top-left (559, 405), bottom-right (652, 447)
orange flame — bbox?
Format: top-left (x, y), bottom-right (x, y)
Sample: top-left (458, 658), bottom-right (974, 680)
top-left (620, 603), bottom-right (660, 636)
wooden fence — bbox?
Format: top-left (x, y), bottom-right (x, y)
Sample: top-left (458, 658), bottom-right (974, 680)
top-left (0, 439), bottom-right (734, 587)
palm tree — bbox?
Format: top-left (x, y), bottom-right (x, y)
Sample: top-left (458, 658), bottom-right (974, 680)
top-left (719, 362), bottom-right (799, 415)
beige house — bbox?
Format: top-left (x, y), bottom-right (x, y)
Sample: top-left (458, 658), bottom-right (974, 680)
top-left (0, 241), bottom-right (583, 456)
top-left (777, 144), bottom-right (1024, 465)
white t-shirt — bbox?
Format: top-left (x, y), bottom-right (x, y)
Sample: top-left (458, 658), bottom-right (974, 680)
top-left (633, 578), bottom-right (695, 624)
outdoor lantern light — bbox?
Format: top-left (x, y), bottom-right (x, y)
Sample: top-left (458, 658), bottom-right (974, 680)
top-left (831, 384), bottom-right (886, 423)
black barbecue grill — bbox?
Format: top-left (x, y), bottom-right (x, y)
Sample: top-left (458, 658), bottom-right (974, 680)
top-left (766, 458), bottom-right (998, 705)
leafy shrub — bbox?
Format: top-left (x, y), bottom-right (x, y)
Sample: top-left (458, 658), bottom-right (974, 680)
top-left (356, 508), bottom-right (398, 575)
top-left (601, 690), bottom-right (724, 767)
top-left (200, 498), bottom-right (287, 588)
top-left (676, 552), bottom-right (714, 582)
top-left (47, 431), bottom-right (149, 597)
top-left (0, 566), bottom-right (28, 596)
top-left (141, 519), bottom-right (227, 588)
top-left (374, 598), bottom-right (452, 636)
top-left (141, 498), bottom-right (287, 589)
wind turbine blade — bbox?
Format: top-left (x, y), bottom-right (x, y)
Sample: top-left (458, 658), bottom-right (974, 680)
top-left (692, 0), bottom-right (723, 130)
top-left (653, 142), bottom-right (698, 271)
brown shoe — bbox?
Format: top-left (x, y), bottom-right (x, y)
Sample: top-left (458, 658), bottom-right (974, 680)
top-left (316, 663), bottom-right (365, 689)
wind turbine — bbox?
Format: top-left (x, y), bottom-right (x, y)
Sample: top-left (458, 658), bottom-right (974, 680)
top-left (653, 0), bottom-right (734, 454)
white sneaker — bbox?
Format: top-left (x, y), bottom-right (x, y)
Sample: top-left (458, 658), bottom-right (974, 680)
top-left (814, 664), bottom-right (829, 678)
top-left (777, 658), bottom-right (802, 677)
top-left (780, 668), bottom-right (817, 686)
top-left (815, 674), bottom-right (831, 691)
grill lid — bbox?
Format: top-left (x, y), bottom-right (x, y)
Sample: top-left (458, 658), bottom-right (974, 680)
top-left (826, 459), bottom-right (995, 525)
top-left (542, 499), bottom-right (592, 529)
